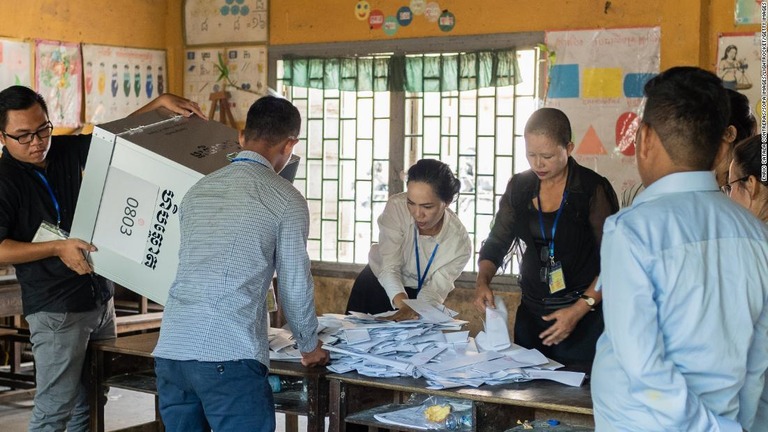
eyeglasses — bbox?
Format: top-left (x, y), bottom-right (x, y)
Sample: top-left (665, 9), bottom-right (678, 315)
top-left (1, 122), bottom-right (54, 145)
top-left (720, 176), bottom-right (749, 195)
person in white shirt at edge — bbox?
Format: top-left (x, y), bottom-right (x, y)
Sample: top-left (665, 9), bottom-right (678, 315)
top-left (591, 66), bottom-right (768, 431)
top-left (345, 159), bottom-right (472, 322)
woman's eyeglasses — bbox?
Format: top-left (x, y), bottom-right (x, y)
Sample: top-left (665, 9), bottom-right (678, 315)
top-left (720, 176), bottom-right (749, 195)
top-left (1, 122), bottom-right (54, 145)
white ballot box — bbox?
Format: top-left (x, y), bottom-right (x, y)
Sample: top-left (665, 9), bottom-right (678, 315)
top-left (71, 108), bottom-right (241, 305)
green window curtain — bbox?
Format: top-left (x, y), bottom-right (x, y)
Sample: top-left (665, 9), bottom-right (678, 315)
top-left (404, 50), bottom-right (521, 92)
top-left (282, 49), bottom-right (521, 92)
top-left (282, 56), bottom-right (392, 92)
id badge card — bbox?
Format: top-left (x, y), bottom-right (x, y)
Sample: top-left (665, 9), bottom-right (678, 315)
top-left (32, 221), bottom-right (69, 243)
top-left (548, 261), bottom-right (567, 294)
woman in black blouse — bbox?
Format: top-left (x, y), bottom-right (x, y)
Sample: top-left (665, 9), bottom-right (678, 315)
top-left (474, 108), bottom-right (619, 366)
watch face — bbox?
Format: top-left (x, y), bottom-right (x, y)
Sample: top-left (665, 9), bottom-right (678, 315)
top-left (582, 296), bottom-right (595, 306)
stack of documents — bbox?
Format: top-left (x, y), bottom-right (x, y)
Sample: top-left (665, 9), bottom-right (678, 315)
top-left (268, 299), bottom-right (586, 388)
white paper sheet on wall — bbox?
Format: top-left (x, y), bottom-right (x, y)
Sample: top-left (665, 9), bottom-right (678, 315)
top-left (0, 38), bottom-right (33, 90)
top-left (82, 44), bottom-right (167, 124)
top-left (184, 0), bottom-right (268, 45)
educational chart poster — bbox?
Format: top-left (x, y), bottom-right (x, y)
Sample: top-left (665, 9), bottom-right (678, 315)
top-left (35, 40), bottom-right (82, 128)
top-left (734, 0), bottom-right (763, 25)
top-left (717, 33), bottom-right (762, 118)
top-left (183, 47), bottom-right (225, 119)
top-left (82, 45), bottom-right (167, 124)
top-left (544, 27), bottom-right (660, 203)
top-left (183, 46), bottom-right (266, 124)
top-left (0, 39), bottom-right (33, 90)
top-left (222, 45), bottom-right (268, 123)
top-left (184, 0), bottom-right (268, 45)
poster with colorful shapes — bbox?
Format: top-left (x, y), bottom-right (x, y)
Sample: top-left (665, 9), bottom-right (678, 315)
top-left (717, 33), bottom-right (762, 118)
top-left (82, 45), bottom-right (167, 124)
top-left (183, 47), bottom-right (226, 120)
top-left (734, 0), bottom-right (764, 25)
top-left (544, 27), bottom-right (660, 202)
top-left (0, 38), bottom-right (33, 90)
top-left (184, 0), bottom-right (267, 46)
top-left (35, 40), bottom-right (82, 128)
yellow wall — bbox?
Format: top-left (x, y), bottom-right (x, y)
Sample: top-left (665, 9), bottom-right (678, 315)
top-left (1, 0), bottom-right (183, 94)
top-left (271, 0), bottom-right (760, 70)
top-left (2, 0), bottom-right (761, 112)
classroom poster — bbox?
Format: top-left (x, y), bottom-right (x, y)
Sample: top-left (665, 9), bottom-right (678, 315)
top-left (184, 46), bottom-right (267, 124)
top-left (183, 47), bottom-right (225, 119)
top-left (184, 0), bottom-right (268, 45)
top-left (734, 0), bottom-right (764, 25)
top-left (544, 27), bottom-right (660, 204)
top-left (35, 40), bottom-right (82, 128)
top-left (82, 45), bottom-right (167, 124)
top-left (222, 45), bottom-right (268, 123)
top-left (717, 33), bottom-right (762, 118)
top-left (0, 38), bottom-right (33, 90)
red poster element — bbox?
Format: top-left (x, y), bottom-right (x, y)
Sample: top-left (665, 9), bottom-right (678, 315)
top-left (369, 10), bottom-right (385, 29)
top-left (615, 112), bottom-right (638, 156)
top-left (575, 125), bottom-right (607, 155)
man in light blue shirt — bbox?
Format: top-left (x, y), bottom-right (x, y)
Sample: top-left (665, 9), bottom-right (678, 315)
top-left (153, 96), bottom-right (329, 432)
top-left (592, 67), bottom-right (768, 431)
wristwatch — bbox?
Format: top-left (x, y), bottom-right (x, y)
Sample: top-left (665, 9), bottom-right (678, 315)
top-left (580, 294), bottom-right (596, 310)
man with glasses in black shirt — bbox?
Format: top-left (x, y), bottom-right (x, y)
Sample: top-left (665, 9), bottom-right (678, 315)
top-left (0, 85), bottom-right (205, 432)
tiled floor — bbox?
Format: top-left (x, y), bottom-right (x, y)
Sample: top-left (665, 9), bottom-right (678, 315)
top-left (0, 387), bottom-right (317, 431)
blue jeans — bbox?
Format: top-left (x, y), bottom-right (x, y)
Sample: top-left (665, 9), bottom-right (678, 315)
top-left (155, 358), bottom-right (276, 432)
top-left (26, 300), bottom-right (116, 432)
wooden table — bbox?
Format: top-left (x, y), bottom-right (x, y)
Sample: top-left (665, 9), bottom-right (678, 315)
top-left (88, 332), bottom-right (329, 432)
top-left (0, 280), bottom-right (35, 398)
top-left (328, 372), bottom-right (594, 432)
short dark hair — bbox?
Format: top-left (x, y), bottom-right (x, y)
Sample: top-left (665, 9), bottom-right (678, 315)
top-left (642, 67), bottom-right (729, 170)
top-left (0, 86), bottom-right (48, 131)
top-left (523, 108), bottom-right (572, 147)
top-left (407, 159), bottom-right (461, 204)
top-left (732, 135), bottom-right (768, 187)
top-left (727, 89), bottom-right (756, 144)
top-left (244, 96), bottom-right (301, 146)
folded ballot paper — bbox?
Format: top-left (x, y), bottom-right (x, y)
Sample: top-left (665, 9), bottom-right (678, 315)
top-left (475, 295), bottom-right (512, 351)
top-left (269, 305), bottom-right (586, 388)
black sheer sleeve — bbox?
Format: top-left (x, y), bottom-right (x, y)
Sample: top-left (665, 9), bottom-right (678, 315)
top-left (478, 176), bottom-right (520, 269)
top-left (588, 177), bottom-right (620, 251)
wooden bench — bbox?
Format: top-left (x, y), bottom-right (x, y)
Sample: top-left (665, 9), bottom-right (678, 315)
top-left (115, 312), bottom-right (163, 335)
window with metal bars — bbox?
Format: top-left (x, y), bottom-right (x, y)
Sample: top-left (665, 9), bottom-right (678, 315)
top-left (274, 43), bottom-right (540, 274)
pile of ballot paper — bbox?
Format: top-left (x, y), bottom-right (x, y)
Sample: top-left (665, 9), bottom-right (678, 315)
top-left (268, 297), bottom-right (585, 388)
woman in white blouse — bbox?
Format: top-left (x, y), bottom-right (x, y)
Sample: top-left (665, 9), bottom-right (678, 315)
top-left (723, 135), bottom-right (768, 224)
top-left (345, 159), bottom-right (472, 321)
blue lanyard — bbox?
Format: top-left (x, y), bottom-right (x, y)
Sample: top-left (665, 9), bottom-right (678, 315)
top-left (414, 227), bottom-right (439, 292)
top-left (537, 190), bottom-right (568, 264)
top-left (34, 171), bottom-right (61, 227)
top-left (230, 157), bottom-right (268, 168)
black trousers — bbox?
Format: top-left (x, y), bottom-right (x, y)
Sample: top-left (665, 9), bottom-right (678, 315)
top-left (514, 302), bottom-right (604, 370)
top-left (345, 265), bottom-right (418, 314)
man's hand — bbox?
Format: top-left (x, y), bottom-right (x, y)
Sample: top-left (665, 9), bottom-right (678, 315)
top-left (473, 284), bottom-right (496, 313)
top-left (133, 94), bottom-right (208, 119)
top-left (539, 301), bottom-right (591, 346)
top-left (384, 304), bottom-right (419, 322)
top-left (300, 341), bottom-right (330, 368)
top-left (156, 93), bottom-right (208, 119)
top-left (54, 239), bottom-right (95, 275)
